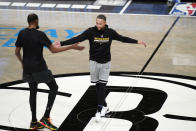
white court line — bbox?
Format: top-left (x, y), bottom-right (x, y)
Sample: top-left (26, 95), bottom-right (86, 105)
top-left (11, 2), bottom-right (26, 7)
top-left (119, 0), bottom-right (132, 14)
top-left (56, 4), bottom-right (71, 8)
top-left (0, 8), bottom-right (195, 18)
top-left (94, 0), bottom-right (126, 6)
top-left (26, 3), bottom-right (41, 7)
top-left (41, 3), bottom-right (56, 8)
top-left (0, 2), bottom-right (11, 6)
top-left (71, 5), bottom-right (86, 9)
top-left (86, 5), bottom-right (101, 9)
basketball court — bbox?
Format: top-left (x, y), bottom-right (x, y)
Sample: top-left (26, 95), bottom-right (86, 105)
top-left (0, 0), bottom-right (196, 130)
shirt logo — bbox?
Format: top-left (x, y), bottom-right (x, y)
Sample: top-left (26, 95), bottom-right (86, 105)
top-left (94, 37), bottom-right (109, 44)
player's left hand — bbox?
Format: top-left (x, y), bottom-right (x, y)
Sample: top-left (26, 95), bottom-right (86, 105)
top-left (138, 40), bottom-right (147, 48)
top-left (72, 43), bottom-right (85, 51)
top-left (53, 41), bottom-right (61, 48)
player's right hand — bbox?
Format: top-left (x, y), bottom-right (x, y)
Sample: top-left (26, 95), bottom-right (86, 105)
top-left (53, 41), bottom-right (61, 48)
top-left (72, 43), bottom-right (85, 50)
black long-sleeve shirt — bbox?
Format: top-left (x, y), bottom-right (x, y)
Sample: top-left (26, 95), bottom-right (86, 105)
top-left (61, 25), bottom-right (138, 63)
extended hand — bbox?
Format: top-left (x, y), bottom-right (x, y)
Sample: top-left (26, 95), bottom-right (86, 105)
top-left (138, 40), bottom-right (147, 48)
top-left (72, 43), bottom-right (85, 50)
top-left (53, 41), bottom-right (61, 48)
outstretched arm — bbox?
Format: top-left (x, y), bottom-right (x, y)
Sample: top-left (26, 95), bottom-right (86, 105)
top-left (112, 29), bottom-right (138, 43)
top-left (60, 29), bottom-right (89, 46)
top-left (49, 42), bottom-right (85, 53)
top-left (112, 29), bottom-right (147, 47)
top-left (41, 32), bottom-right (85, 53)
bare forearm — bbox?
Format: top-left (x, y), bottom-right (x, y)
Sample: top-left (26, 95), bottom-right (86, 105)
top-left (15, 48), bottom-right (23, 64)
top-left (52, 46), bottom-right (73, 53)
top-left (15, 52), bottom-right (24, 69)
top-left (15, 53), bottom-right (22, 63)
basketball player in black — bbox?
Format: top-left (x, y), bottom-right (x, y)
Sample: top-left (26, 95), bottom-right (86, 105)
top-left (15, 13), bottom-right (84, 130)
top-left (55, 14), bottom-right (147, 122)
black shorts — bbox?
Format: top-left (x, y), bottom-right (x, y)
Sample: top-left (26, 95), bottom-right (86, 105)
top-left (23, 70), bottom-right (55, 83)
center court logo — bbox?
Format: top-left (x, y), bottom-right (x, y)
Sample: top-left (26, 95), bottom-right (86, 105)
top-left (0, 72), bottom-right (196, 131)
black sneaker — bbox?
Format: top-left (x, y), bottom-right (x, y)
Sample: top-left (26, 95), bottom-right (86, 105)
top-left (30, 121), bottom-right (44, 130)
top-left (39, 117), bottom-right (58, 130)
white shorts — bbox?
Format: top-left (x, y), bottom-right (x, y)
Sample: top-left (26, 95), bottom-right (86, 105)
top-left (90, 60), bottom-right (111, 83)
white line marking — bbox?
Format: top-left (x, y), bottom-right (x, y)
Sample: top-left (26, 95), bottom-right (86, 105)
top-left (71, 5), bottom-right (86, 9)
top-left (94, 0), bottom-right (126, 6)
top-left (26, 3), bottom-right (41, 7)
top-left (0, 2), bottom-right (11, 6)
top-left (0, 8), bottom-right (195, 18)
top-left (56, 4), bottom-right (71, 8)
top-left (169, 3), bottom-right (177, 15)
top-left (41, 3), bottom-right (56, 8)
top-left (119, 0), bottom-right (132, 14)
top-left (11, 2), bottom-right (26, 7)
top-left (86, 5), bottom-right (101, 9)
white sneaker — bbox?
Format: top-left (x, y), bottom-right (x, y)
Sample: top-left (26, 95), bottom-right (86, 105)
top-left (95, 112), bottom-right (101, 122)
top-left (101, 106), bottom-right (110, 117)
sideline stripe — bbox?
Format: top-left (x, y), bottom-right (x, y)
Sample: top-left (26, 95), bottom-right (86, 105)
top-left (0, 2), bottom-right (11, 6)
top-left (41, 3), bottom-right (56, 8)
top-left (11, 2), bottom-right (26, 7)
top-left (86, 5), bottom-right (101, 9)
top-left (26, 3), bottom-right (41, 7)
top-left (56, 4), bottom-right (71, 8)
top-left (0, 8), bottom-right (195, 18)
top-left (71, 4), bottom-right (86, 9)
top-left (119, 0), bottom-right (132, 14)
